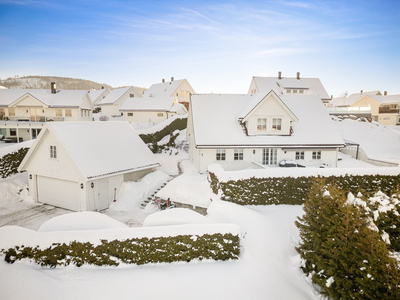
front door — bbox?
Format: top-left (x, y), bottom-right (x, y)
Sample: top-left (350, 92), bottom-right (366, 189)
top-left (263, 148), bottom-right (277, 165)
top-left (97, 179), bottom-right (109, 210)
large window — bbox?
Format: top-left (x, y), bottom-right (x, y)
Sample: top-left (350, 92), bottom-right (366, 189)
top-left (312, 151), bottom-right (321, 160)
top-left (56, 109), bottom-right (62, 117)
top-left (234, 149), bottom-right (243, 160)
top-left (257, 118), bottom-right (267, 131)
top-left (8, 108), bottom-right (15, 116)
top-left (263, 148), bottom-right (277, 165)
top-left (50, 146), bottom-right (57, 159)
top-left (296, 151), bottom-right (304, 160)
top-left (127, 113), bottom-right (133, 116)
top-left (216, 149), bottom-right (226, 161)
top-left (272, 118), bottom-right (282, 130)
top-left (65, 109), bottom-right (72, 117)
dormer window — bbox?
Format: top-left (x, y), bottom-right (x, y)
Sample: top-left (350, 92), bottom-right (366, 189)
top-left (272, 118), bottom-right (282, 130)
top-left (257, 118), bottom-right (267, 131)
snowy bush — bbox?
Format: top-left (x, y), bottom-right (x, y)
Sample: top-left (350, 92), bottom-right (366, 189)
top-left (139, 117), bottom-right (187, 144)
top-left (296, 180), bottom-right (400, 299)
top-left (99, 115), bottom-right (109, 121)
top-left (208, 171), bottom-right (400, 206)
top-left (2, 233), bottom-right (240, 268)
top-left (0, 147), bottom-right (29, 178)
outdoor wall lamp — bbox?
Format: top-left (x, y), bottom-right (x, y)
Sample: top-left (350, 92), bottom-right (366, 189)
top-left (91, 182), bottom-right (94, 188)
top-left (80, 183), bottom-right (84, 189)
top-left (29, 174), bottom-right (32, 179)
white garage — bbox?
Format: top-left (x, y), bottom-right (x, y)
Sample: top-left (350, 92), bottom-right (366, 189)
top-left (19, 121), bottom-right (161, 211)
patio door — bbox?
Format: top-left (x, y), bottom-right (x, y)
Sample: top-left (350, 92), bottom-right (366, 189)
top-left (30, 109), bottom-right (44, 122)
top-left (262, 148), bottom-right (277, 165)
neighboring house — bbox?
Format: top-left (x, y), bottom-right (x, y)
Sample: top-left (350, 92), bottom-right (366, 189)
top-left (89, 88), bottom-right (111, 106)
top-left (0, 83), bottom-right (94, 142)
top-left (248, 72), bottom-right (331, 105)
top-left (187, 91), bottom-right (344, 173)
top-left (143, 78), bottom-right (195, 104)
top-left (120, 96), bottom-right (187, 123)
top-left (97, 86), bottom-right (142, 116)
top-left (18, 121), bottom-right (160, 212)
top-left (329, 90), bottom-right (381, 107)
top-left (351, 94), bottom-right (400, 125)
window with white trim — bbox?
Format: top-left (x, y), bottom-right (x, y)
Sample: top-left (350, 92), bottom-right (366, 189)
top-left (296, 151), bottom-right (304, 160)
top-left (286, 89), bottom-right (291, 94)
top-left (293, 89), bottom-right (298, 94)
top-left (312, 151), bottom-right (321, 160)
top-left (127, 113), bottom-right (133, 116)
top-left (65, 109), bottom-right (72, 117)
top-left (130, 94), bottom-right (134, 98)
top-left (257, 118), bottom-right (267, 131)
top-left (56, 109), bottom-right (62, 117)
top-left (179, 90), bottom-right (184, 97)
top-left (50, 145), bottom-right (57, 159)
top-left (263, 148), bottom-right (277, 165)
top-left (272, 118), bottom-right (282, 130)
top-left (8, 108), bottom-right (15, 116)
top-left (234, 149), bottom-right (243, 160)
top-left (216, 149), bottom-right (226, 161)
top-left (157, 113), bottom-right (164, 117)
top-left (186, 91), bottom-right (190, 97)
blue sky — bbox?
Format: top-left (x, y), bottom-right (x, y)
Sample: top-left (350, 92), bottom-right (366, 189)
top-left (1, 0), bottom-right (399, 96)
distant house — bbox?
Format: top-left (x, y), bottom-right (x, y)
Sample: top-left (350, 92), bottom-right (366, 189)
top-left (351, 93), bottom-right (400, 125)
top-left (120, 96), bottom-right (187, 123)
top-left (187, 91), bottom-right (344, 173)
top-left (248, 72), bottom-right (331, 105)
top-left (18, 121), bottom-right (160, 211)
top-left (0, 82), bottom-right (94, 142)
top-left (144, 78), bottom-right (195, 104)
top-left (89, 88), bottom-right (111, 106)
top-left (97, 86), bottom-right (142, 116)
top-left (329, 90), bottom-right (382, 107)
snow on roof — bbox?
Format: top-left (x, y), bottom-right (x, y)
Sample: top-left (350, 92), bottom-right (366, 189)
top-left (252, 76), bottom-right (330, 100)
top-left (143, 79), bottom-right (185, 98)
top-left (330, 91), bottom-right (382, 107)
top-left (120, 97), bottom-right (176, 111)
top-left (367, 94), bottom-right (400, 105)
top-left (0, 88), bottom-right (89, 107)
top-left (22, 122), bottom-right (160, 180)
top-left (170, 102), bottom-right (187, 113)
top-left (98, 86), bottom-right (139, 105)
top-left (191, 93), bottom-right (344, 147)
top-left (89, 89), bottom-right (110, 104)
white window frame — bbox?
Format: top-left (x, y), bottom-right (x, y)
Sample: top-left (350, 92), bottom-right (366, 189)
top-left (257, 118), bottom-right (267, 131)
top-left (50, 145), bottom-right (57, 159)
top-left (263, 148), bottom-right (277, 165)
top-left (272, 118), bottom-right (282, 131)
top-left (296, 151), bottom-right (304, 160)
top-left (56, 109), bottom-right (62, 117)
top-left (286, 89), bottom-right (291, 94)
top-left (127, 112), bottom-right (133, 116)
top-left (65, 109), bottom-right (72, 117)
top-left (312, 151), bottom-right (321, 160)
top-left (130, 94), bottom-right (134, 98)
top-left (216, 149), bottom-right (226, 161)
top-left (234, 149), bottom-right (243, 161)
top-left (157, 112), bottom-right (164, 117)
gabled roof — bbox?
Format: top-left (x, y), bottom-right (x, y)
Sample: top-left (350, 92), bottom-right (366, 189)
top-left (89, 88), bottom-right (111, 104)
top-left (19, 122), bottom-right (160, 180)
top-left (0, 89), bottom-right (91, 108)
top-left (170, 102), bottom-right (187, 113)
top-left (239, 90), bottom-right (298, 122)
top-left (143, 79), bottom-right (188, 98)
top-left (120, 97), bottom-right (177, 112)
top-left (97, 86), bottom-right (141, 106)
top-left (250, 76), bottom-right (330, 100)
top-left (330, 91), bottom-right (382, 107)
top-left (366, 94), bottom-right (400, 105)
top-left (190, 92), bottom-right (344, 147)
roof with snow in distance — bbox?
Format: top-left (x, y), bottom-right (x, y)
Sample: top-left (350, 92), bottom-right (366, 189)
top-left (329, 91), bottom-right (382, 107)
top-left (190, 92), bottom-right (344, 148)
top-left (0, 89), bottom-right (90, 108)
top-left (97, 86), bottom-right (141, 106)
top-left (120, 97), bottom-right (177, 111)
top-left (143, 79), bottom-right (186, 98)
top-left (19, 121), bottom-right (160, 180)
top-left (89, 88), bottom-right (110, 104)
top-left (366, 94), bottom-right (400, 105)
top-left (250, 76), bottom-right (330, 101)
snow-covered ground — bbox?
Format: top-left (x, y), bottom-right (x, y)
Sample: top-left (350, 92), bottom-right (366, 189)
top-left (0, 119), bottom-right (399, 300)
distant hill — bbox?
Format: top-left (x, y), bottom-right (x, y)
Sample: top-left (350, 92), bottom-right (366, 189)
top-left (0, 76), bottom-right (147, 94)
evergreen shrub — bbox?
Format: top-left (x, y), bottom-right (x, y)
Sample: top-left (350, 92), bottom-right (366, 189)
top-left (2, 233), bottom-right (240, 268)
top-left (139, 117), bottom-right (187, 144)
top-left (0, 147), bottom-right (29, 178)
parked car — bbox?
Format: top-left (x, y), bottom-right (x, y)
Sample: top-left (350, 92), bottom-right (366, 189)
top-left (279, 160), bottom-right (305, 168)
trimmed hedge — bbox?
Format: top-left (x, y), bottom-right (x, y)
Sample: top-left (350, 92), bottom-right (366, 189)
top-left (2, 233), bottom-right (240, 268)
top-left (209, 172), bottom-right (400, 205)
top-left (0, 147), bottom-right (29, 178)
top-left (139, 118), bottom-right (187, 144)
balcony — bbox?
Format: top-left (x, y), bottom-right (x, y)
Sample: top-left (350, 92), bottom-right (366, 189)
top-left (326, 106), bottom-right (371, 114)
top-left (0, 116), bottom-right (64, 123)
top-left (379, 107), bottom-right (399, 114)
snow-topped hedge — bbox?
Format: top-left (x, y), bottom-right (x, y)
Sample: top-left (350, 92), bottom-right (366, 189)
top-left (2, 233), bottom-right (240, 268)
top-left (208, 164), bottom-right (400, 205)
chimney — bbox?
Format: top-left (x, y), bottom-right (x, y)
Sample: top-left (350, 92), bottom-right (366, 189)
top-left (171, 77), bottom-right (174, 82)
top-left (361, 90), bottom-right (363, 94)
top-left (384, 91), bottom-right (387, 96)
top-left (296, 72), bottom-right (300, 80)
top-left (51, 82), bottom-right (56, 94)
top-left (102, 86), bottom-right (104, 89)
top-left (278, 71), bottom-right (282, 79)
top-left (162, 78), bottom-right (165, 83)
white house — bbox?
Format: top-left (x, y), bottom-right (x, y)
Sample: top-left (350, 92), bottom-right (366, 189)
top-left (248, 72), bottom-right (331, 105)
top-left (329, 90), bottom-right (382, 107)
top-left (0, 83), bottom-right (94, 142)
top-left (187, 91), bottom-right (344, 173)
top-left (97, 86), bottom-right (142, 116)
top-left (143, 78), bottom-right (195, 104)
top-left (120, 96), bottom-right (187, 123)
top-left (18, 121), bottom-right (160, 212)
top-left (89, 88), bottom-right (111, 105)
